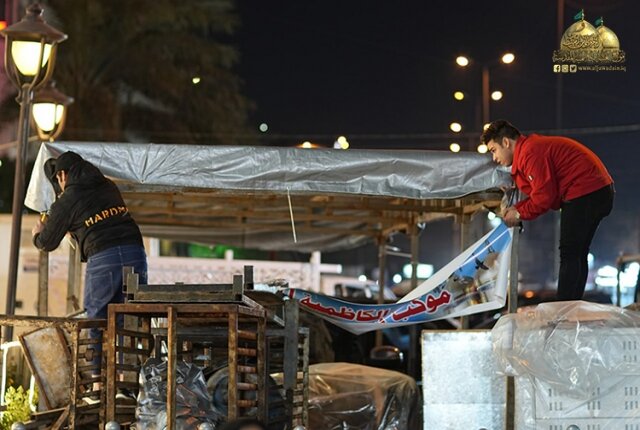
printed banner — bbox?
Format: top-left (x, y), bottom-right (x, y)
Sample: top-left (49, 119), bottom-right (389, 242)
top-left (284, 222), bottom-right (513, 334)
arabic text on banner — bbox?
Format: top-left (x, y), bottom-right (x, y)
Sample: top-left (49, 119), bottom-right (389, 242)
top-left (284, 222), bottom-right (513, 335)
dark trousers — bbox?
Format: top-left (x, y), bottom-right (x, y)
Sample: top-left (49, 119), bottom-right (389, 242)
top-left (558, 184), bottom-right (614, 300)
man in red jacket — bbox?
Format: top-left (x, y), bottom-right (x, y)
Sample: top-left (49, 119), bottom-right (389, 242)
top-left (482, 120), bottom-right (614, 301)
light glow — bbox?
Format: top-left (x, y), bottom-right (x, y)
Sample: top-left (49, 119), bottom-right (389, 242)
top-left (456, 56), bottom-right (469, 67)
top-left (502, 53), bottom-right (515, 64)
top-left (11, 41), bottom-right (51, 76)
top-left (32, 102), bottom-right (64, 132)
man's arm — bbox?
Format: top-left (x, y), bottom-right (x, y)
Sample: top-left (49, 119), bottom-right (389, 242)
top-left (33, 198), bottom-right (74, 252)
top-left (514, 153), bottom-right (561, 220)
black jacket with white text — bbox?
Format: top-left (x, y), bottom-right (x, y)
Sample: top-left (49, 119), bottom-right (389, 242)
top-left (33, 160), bottom-right (143, 261)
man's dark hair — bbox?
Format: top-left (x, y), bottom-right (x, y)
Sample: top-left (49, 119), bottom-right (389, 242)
top-left (53, 151), bottom-right (83, 174)
top-left (480, 119), bottom-right (521, 145)
top-left (217, 418), bottom-right (267, 430)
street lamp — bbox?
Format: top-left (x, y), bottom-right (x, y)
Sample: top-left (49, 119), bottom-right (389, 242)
top-left (32, 81), bottom-right (73, 141)
top-left (454, 52), bottom-right (516, 128)
top-left (453, 91), bottom-right (465, 101)
top-left (502, 53), bottom-right (515, 64)
top-left (456, 56), bottom-right (469, 67)
top-left (449, 122), bottom-right (462, 133)
top-left (2, 3), bottom-right (67, 332)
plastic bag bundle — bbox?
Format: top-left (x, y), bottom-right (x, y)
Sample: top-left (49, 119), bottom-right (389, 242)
top-left (299, 362), bottom-right (422, 430)
top-left (492, 300), bottom-right (640, 396)
top-left (136, 357), bottom-right (220, 429)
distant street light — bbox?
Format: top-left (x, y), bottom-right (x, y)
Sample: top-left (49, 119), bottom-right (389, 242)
top-left (336, 135), bottom-right (349, 149)
top-left (1, 3), bottom-right (67, 331)
top-left (477, 144), bottom-right (488, 154)
top-left (455, 56), bottom-right (469, 67)
top-left (502, 52), bottom-right (515, 64)
top-left (453, 91), bottom-right (465, 101)
top-left (454, 53), bottom-right (516, 127)
top-left (449, 143), bottom-right (461, 153)
top-left (449, 122), bottom-right (462, 133)
top-left (192, 76), bottom-right (201, 84)
top-left (301, 141), bottom-right (312, 149)
top-left (32, 81), bottom-right (73, 142)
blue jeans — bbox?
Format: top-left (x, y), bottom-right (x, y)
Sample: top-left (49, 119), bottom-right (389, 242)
top-left (84, 244), bottom-right (147, 370)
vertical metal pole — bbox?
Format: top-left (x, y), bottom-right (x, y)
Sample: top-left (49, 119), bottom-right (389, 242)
top-left (460, 215), bottom-right (472, 329)
top-left (554, 0), bottom-right (565, 285)
top-left (556, 0), bottom-right (565, 130)
top-left (67, 242), bottom-right (78, 314)
top-left (375, 237), bottom-right (387, 347)
top-left (74, 244), bottom-right (82, 303)
top-left (5, 84), bottom-right (32, 341)
top-left (37, 250), bottom-right (48, 316)
top-left (482, 65), bottom-right (490, 125)
top-left (507, 228), bottom-right (520, 314)
top-left (167, 306), bottom-right (177, 430)
top-left (616, 264), bottom-right (622, 307)
top-left (408, 224), bottom-right (420, 378)
top-left (506, 227), bottom-right (520, 430)
top-left (284, 300), bottom-right (299, 427)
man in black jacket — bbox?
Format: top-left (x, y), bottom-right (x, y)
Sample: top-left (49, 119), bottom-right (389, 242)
top-left (32, 151), bottom-right (147, 372)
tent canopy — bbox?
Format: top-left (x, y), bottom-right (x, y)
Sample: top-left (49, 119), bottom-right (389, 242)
top-left (25, 142), bottom-right (510, 252)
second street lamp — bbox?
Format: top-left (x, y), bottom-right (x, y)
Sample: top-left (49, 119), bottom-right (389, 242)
top-left (1, 3), bottom-right (67, 336)
top-left (33, 81), bottom-right (74, 142)
top-left (450, 52), bottom-right (515, 151)
top-left (32, 81), bottom-right (73, 317)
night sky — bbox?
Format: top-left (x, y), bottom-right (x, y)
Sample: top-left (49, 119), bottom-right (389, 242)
top-left (235, 1), bottom-right (640, 283)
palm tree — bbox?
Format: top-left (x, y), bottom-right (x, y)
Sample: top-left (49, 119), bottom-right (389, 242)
top-left (42, 0), bottom-right (254, 144)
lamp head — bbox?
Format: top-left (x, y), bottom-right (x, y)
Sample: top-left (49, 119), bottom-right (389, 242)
top-left (33, 81), bottom-right (73, 141)
top-left (1, 3), bottom-right (67, 89)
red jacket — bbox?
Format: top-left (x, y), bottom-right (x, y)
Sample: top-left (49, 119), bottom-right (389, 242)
top-left (512, 134), bottom-right (613, 220)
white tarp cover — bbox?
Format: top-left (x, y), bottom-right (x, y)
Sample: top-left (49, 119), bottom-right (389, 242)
top-left (26, 142), bottom-right (510, 212)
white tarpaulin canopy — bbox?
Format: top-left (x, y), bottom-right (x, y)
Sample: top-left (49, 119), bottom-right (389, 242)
top-left (25, 142), bottom-right (510, 252)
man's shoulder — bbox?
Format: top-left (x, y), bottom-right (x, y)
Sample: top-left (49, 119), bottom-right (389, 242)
top-left (519, 134), bottom-right (556, 158)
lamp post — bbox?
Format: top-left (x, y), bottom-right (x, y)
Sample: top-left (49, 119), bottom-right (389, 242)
top-left (31, 82), bottom-right (72, 317)
top-left (452, 53), bottom-right (515, 152)
top-left (33, 80), bottom-right (73, 141)
top-left (2, 3), bottom-right (66, 336)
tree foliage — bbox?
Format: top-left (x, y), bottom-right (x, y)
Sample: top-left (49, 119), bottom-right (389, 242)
top-left (42, 0), bottom-right (254, 144)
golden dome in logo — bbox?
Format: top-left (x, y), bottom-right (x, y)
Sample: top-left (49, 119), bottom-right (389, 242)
top-left (597, 24), bottom-right (620, 50)
top-left (560, 19), bottom-right (602, 50)
top-left (553, 11), bottom-right (626, 66)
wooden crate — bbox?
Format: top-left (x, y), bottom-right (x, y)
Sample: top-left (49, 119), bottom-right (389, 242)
top-left (0, 315), bottom-right (106, 429)
top-left (246, 292), bottom-right (310, 430)
top-left (104, 302), bottom-right (267, 429)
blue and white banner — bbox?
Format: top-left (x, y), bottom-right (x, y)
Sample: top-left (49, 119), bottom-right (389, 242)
top-left (284, 222), bottom-right (513, 334)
